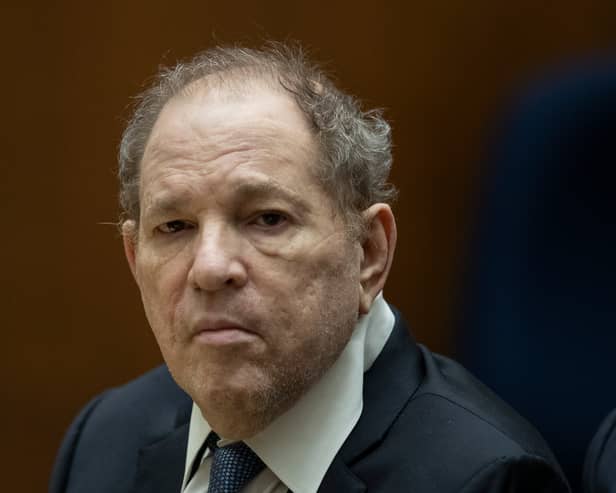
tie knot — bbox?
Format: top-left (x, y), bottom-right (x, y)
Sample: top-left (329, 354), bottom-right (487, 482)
top-left (205, 431), bottom-right (221, 452)
top-left (206, 432), bottom-right (265, 493)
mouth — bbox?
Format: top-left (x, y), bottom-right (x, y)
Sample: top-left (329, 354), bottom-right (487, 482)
top-left (192, 319), bottom-right (258, 346)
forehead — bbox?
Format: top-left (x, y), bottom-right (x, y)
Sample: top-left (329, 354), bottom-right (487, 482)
top-left (144, 82), bottom-right (316, 163)
top-left (139, 83), bottom-right (326, 210)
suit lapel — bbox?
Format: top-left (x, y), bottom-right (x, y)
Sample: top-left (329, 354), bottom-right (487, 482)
top-left (320, 310), bottom-right (424, 490)
top-left (133, 400), bottom-right (192, 493)
top-left (317, 454), bottom-right (367, 492)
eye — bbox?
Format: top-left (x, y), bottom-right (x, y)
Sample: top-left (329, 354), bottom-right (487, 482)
top-left (253, 212), bottom-right (287, 228)
top-left (156, 220), bottom-right (193, 234)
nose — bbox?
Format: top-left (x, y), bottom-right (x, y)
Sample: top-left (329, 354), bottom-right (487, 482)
top-left (187, 223), bottom-right (248, 292)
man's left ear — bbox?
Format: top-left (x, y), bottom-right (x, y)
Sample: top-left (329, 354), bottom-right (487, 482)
top-left (358, 203), bottom-right (397, 314)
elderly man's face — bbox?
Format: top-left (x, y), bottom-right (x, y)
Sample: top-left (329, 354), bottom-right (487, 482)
top-left (124, 83), bottom-right (365, 438)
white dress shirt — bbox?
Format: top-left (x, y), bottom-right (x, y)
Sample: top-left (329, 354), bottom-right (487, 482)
top-left (182, 294), bottom-right (395, 493)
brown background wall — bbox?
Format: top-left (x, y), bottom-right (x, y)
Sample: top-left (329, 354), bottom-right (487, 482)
top-left (1, 2), bottom-right (614, 491)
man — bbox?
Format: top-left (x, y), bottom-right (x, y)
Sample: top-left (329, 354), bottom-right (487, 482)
top-left (50, 43), bottom-right (570, 492)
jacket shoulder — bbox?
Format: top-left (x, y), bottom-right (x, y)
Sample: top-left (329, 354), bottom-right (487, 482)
top-left (362, 383), bottom-right (569, 492)
top-left (355, 312), bottom-right (569, 492)
top-left (417, 346), bottom-right (558, 460)
top-left (71, 365), bottom-right (190, 442)
top-left (50, 365), bottom-right (191, 493)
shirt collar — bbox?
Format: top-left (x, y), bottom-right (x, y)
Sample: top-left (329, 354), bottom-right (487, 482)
top-left (182, 294), bottom-right (395, 493)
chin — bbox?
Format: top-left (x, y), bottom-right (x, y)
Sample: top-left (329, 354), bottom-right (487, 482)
top-left (187, 366), bottom-right (303, 438)
top-left (206, 414), bottom-right (266, 441)
top-left (194, 387), bottom-right (278, 440)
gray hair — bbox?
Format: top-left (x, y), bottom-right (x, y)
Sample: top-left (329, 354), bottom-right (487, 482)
top-left (118, 42), bottom-right (396, 231)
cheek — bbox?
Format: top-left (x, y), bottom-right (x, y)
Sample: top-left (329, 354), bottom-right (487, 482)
top-left (267, 240), bottom-right (362, 331)
top-left (299, 238), bottom-right (361, 291)
top-left (135, 252), bottom-right (187, 337)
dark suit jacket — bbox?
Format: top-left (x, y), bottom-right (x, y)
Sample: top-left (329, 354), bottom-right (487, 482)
top-left (50, 311), bottom-right (570, 492)
top-left (584, 408), bottom-right (616, 493)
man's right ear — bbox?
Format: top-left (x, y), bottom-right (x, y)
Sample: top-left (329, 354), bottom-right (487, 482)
top-left (121, 220), bottom-right (139, 283)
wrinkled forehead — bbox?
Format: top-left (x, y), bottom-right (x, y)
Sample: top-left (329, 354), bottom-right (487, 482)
top-left (144, 78), bottom-right (318, 161)
top-left (139, 82), bottom-right (327, 205)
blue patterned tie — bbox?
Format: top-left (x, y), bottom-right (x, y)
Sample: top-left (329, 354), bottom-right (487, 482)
top-left (205, 432), bottom-right (266, 493)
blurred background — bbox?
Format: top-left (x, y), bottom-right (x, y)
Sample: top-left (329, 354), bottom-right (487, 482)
top-left (2, 2), bottom-right (614, 491)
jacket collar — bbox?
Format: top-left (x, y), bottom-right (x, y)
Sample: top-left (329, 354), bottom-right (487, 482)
top-left (318, 310), bottom-right (424, 492)
top-left (133, 394), bottom-right (192, 493)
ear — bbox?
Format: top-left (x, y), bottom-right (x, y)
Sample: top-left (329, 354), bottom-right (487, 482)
top-left (358, 204), bottom-right (397, 314)
top-left (121, 220), bottom-right (139, 283)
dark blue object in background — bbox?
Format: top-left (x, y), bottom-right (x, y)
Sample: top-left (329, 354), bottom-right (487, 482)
top-left (584, 407), bottom-right (616, 493)
top-left (456, 60), bottom-right (616, 492)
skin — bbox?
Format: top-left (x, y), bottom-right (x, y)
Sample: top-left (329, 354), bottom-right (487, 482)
top-left (123, 80), bottom-right (397, 439)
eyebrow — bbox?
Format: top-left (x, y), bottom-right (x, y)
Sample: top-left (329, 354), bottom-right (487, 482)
top-left (142, 179), bottom-right (310, 219)
top-left (142, 196), bottom-right (190, 219)
top-left (230, 180), bottom-right (310, 213)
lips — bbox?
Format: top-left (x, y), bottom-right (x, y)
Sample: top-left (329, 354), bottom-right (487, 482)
top-left (191, 317), bottom-right (258, 345)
